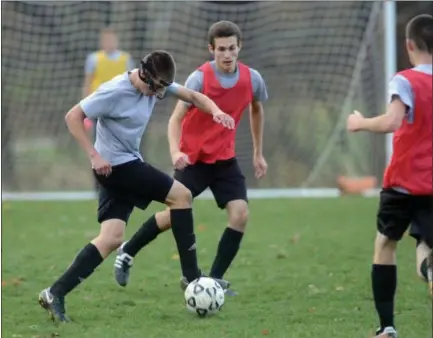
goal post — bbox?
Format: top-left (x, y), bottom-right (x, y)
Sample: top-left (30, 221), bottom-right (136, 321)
top-left (384, 0), bottom-right (397, 166)
top-left (1, 1), bottom-right (396, 200)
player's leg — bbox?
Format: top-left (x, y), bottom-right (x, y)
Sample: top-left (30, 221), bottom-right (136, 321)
top-left (111, 161), bottom-right (203, 284)
top-left (409, 224), bottom-right (429, 282)
top-left (372, 189), bottom-right (411, 337)
top-left (416, 240), bottom-right (431, 281)
top-left (39, 184), bottom-right (133, 322)
top-left (115, 163), bottom-right (211, 286)
top-left (208, 158), bottom-right (248, 280)
top-left (121, 164), bottom-right (210, 257)
top-left (412, 195), bottom-right (433, 296)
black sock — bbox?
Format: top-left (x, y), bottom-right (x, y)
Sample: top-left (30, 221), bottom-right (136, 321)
top-left (170, 208), bottom-right (200, 282)
top-left (123, 215), bottom-right (161, 257)
top-left (372, 264), bottom-right (397, 329)
top-left (50, 243), bottom-right (103, 297)
top-left (420, 258), bottom-right (428, 282)
top-left (210, 227), bottom-right (244, 279)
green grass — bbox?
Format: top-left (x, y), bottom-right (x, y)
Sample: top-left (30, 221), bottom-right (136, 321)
top-left (1, 198), bottom-right (431, 338)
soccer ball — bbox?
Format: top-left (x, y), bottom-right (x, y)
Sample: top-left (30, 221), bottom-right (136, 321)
top-left (184, 277), bottom-right (225, 317)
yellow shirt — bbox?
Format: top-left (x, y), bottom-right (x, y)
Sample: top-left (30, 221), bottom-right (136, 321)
top-left (90, 51), bottom-right (130, 93)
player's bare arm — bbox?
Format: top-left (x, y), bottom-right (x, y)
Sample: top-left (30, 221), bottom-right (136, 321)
top-left (172, 85), bottom-right (235, 129)
top-left (167, 101), bottom-right (190, 170)
top-left (65, 104), bottom-right (111, 176)
top-left (347, 99), bottom-right (406, 133)
top-left (249, 100), bottom-right (267, 178)
top-left (250, 100), bottom-right (264, 155)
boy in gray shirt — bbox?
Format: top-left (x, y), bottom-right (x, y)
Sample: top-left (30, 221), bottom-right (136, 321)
top-left (38, 51), bottom-right (234, 322)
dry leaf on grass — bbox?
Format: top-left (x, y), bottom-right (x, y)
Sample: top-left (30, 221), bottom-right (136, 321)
top-left (290, 233), bottom-right (301, 244)
top-left (12, 278), bottom-right (23, 286)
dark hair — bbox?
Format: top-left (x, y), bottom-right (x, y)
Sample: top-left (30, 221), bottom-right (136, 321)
top-left (207, 20), bottom-right (242, 48)
top-left (141, 50), bottom-right (176, 84)
top-left (406, 14), bottom-right (433, 54)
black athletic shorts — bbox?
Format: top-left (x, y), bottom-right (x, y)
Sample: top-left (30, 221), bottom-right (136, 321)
top-left (173, 157), bottom-right (247, 209)
top-left (409, 223), bottom-right (422, 242)
top-left (377, 188), bottom-right (433, 247)
top-left (93, 159), bottom-right (174, 224)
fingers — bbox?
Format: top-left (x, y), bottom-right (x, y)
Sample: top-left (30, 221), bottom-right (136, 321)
top-left (174, 155), bottom-right (190, 170)
top-left (226, 116), bottom-right (235, 129)
top-left (175, 161), bottom-right (187, 170)
top-left (95, 163), bottom-right (112, 177)
top-left (255, 164), bottom-right (267, 179)
top-left (255, 170), bottom-right (264, 179)
top-left (213, 114), bottom-right (235, 129)
top-left (105, 165), bottom-right (112, 176)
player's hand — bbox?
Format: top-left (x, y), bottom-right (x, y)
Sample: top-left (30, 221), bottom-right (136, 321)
top-left (212, 110), bottom-right (235, 129)
top-left (91, 153), bottom-right (112, 177)
top-left (253, 154), bottom-right (268, 179)
top-left (171, 151), bottom-right (190, 170)
top-left (346, 110), bottom-right (365, 132)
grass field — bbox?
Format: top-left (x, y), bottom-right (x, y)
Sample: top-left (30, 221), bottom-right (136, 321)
top-left (2, 198), bottom-right (431, 338)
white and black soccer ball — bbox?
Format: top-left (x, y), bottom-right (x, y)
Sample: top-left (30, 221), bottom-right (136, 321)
top-left (184, 277), bottom-right (225, 318)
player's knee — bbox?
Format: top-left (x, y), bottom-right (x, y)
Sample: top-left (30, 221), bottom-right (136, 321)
top-left (227, 200), bottom-right (249, 230)
top-left (155, 209), bottom-right (171, 231)
top-left (166, 180), bottom-right (193, 208)
top-left (373, 232), bottom-right (397, 264)
top-left (374, 232), bottom-right (397, 250)
top-left (95, 219), bottom-right (126, 252)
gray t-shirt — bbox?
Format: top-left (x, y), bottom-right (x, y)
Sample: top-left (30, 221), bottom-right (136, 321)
top-left (388, 64), bottom-right (432, 123)
top-left (183, 61), bottom-right (268, 106)
top-left (80, 71), bottom-right (179, 166)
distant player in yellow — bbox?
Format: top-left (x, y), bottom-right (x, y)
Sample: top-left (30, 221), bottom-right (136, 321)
top-left (82, 27), bottom-right (134, 130)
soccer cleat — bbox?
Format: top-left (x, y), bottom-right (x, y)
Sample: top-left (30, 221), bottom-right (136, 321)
top-left (38, 288), bottom-right (70, 323)
top-left (114, 242), bottom-right (134, 287)
top-left (179, 275), bottom-right (238, 296)
top-left (375, 326), bottom-right (398, 337)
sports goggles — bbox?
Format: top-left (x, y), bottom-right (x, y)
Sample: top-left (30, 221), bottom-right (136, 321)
top-left (139, 60), bottom-right (172, 94)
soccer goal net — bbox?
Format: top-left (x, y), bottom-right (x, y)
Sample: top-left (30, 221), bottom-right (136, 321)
top-left (2, 1), bottom-right (388, 195)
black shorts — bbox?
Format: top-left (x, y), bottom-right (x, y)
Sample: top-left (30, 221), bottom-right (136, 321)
top-left (409, 223), bottom-right (422, 242)
top-left (377, 188), bottom-right (433, 247)
top-left (173, 158), bottom-right (247, 209)
top-left (93, 159), bottom-right (174, 224)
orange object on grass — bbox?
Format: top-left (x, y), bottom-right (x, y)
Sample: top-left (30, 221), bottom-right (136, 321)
top-left (337, 176), bottom-right (377, 195)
